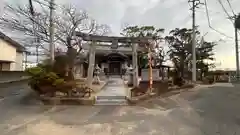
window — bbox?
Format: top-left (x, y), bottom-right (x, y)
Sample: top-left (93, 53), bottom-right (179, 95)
top-left (0, 63), bottom-right (11, 71)
top-left (0, 63), bottom-right (2, 71)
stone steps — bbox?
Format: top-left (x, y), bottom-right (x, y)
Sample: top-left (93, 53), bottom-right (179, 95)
top-left (96, 96), bottom-right (126, 100)
top-left (95, 96), bottom-right (127, 106)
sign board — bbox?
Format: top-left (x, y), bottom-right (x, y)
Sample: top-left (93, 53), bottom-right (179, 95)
top-left (141, 69), bottom-right (160, 81)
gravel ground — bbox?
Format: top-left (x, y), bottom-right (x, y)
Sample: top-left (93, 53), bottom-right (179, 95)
top-left (1, 82), bottom-right (240, 135)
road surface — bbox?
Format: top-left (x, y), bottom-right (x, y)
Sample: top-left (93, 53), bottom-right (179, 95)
top-left (0, 82), bottom-right (240, 135)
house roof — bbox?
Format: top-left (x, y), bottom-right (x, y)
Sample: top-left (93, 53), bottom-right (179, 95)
top-left (0, 31), bottom-right (26, 52)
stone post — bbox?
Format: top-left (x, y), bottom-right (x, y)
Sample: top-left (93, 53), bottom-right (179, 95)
top-left (132, 43), bottom-right (138, 87)
top-left (80, 64), bottom-right (84, 78)
top-left (87, 41), bottom-right (96, 88)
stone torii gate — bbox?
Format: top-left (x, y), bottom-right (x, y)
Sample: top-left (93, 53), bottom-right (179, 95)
top-left (75, 32), bottom-right (153, 88)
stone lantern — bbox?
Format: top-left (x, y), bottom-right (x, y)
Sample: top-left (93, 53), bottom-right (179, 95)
top-left (93, 64), bottom-right (101, 85)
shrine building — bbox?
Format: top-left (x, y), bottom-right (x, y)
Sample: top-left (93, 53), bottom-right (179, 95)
top-left (78, 43), bottom-right (144, 77)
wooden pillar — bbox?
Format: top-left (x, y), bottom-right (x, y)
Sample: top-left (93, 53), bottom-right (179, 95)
top-left (132, 43), bottom-right (138, 87)
top-left (148, 47), bottom-right (153, 92)
top-left (161, 67), bottom-right (164, 81)
top-left (87, 41), bottom-right (96, 88)
top-left (167, 67), bottom-right (170, 79)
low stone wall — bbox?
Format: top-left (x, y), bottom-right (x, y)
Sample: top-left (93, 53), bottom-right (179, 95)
top-left (139, 80), bottom-right (169, 95)
top-left (127, 92), bottom-right (157, 105)
top-left (127, 81), bottom-right (194, 105)
top-left (39, 96), bottom-right (96, 105)
top-left (0, 71), bottom-right (28, 83)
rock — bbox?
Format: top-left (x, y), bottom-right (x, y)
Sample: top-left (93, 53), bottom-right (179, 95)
top-left (55, 91), bottom-right (65, 96)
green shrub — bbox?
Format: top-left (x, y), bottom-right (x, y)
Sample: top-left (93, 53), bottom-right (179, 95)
top-left (26, 65), bottom-right (64, 94)
top-left (25, 66), bottom-right (44, 76)
top-left (53, 78), bottom-right (65, 86)
top-left (26, 55), bottom-right (78, 96)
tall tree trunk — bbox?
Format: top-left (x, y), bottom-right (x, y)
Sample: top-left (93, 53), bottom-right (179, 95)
top-left (66, 47), bottom-right (77, 81)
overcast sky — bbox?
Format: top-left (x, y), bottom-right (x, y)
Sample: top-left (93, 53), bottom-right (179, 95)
top-left (1, 0), bottom-right (240, 70)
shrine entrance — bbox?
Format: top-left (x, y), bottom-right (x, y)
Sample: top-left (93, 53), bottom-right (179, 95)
top-left (105, 52), bottom-right (128, 76)
top-left (75, 31), bottom-right (152, 88)
top-left (75, 32), bottom-right (154, 105)
top-left (109, 61), bottom-right (121, 75)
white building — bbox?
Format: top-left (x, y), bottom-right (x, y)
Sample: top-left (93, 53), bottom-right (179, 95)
top-left (0, 32), bottom-right (26, 71)
top-left (23, 62), bottom-right (37, 70)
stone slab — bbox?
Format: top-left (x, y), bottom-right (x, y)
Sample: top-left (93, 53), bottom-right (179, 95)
top-left (141, 69), bottom-right (161, 81)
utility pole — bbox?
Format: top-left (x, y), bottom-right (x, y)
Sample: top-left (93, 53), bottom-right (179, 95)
top-left (29, 0), bottom-right (39, 64)
top-left (36, 14), bottom-right (40, 64)
top-left (33, 14), bottom-right (40, 64)
top-left (234, 15), bottom-right (240, 80)
top-left (49, 0), bottom-right (55, 63)
top-left (228, 15), bottom-right (240, 81)
top-left (189, 0), bottom-right (202, 82)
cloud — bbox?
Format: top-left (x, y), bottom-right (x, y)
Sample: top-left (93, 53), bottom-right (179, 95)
top-left (0, 0), bottom-right (3, 13)
top-left (2, 0), bottom-right (240, 69)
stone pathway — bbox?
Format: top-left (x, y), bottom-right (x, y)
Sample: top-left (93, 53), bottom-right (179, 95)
top-left (95, 76), bottom-right (127, 105)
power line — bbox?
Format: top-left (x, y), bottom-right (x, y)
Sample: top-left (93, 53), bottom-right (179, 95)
top-left (217, 0), bottom-right (240, 35)
top-left (216, 0), bottom-right (240, 37)
top-left (32, 0), bottom-right (58, 9)
top-left (217, 0), bottom-right (240, 79)
top-left (226, 0), bottom-right (235, 15)
top-left (204, 0), bottom-right (235, 39)
top-left (224, 0), bottom-right (240, 35)
top-left (217, 0), bottom-right (233, 21)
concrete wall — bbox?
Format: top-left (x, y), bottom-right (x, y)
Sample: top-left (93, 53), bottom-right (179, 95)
top-left (0, 71), bottom-right (28, 82)
top-left (14, 52), bottom-right (24, 71)
top-left (0, 39), bottom-right (24, 71)
top-left (0, 39), bottom-right (17, 62)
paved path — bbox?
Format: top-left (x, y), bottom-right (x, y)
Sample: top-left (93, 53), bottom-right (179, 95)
top-left (1, 82), bottom-right (240, 134)
top-left (95, 76), bottom-right (127, 105)
top-left (95, 76), bottom-right (126, 97)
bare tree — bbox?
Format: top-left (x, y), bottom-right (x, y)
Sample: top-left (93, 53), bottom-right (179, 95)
top-left (0, 0), bottom-right (110, 80)
top-left (0, 0), bottom-right (110, 50)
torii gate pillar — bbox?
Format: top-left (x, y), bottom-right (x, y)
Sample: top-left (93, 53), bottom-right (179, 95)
top-left (132, 43), bottom-right (139, 87)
